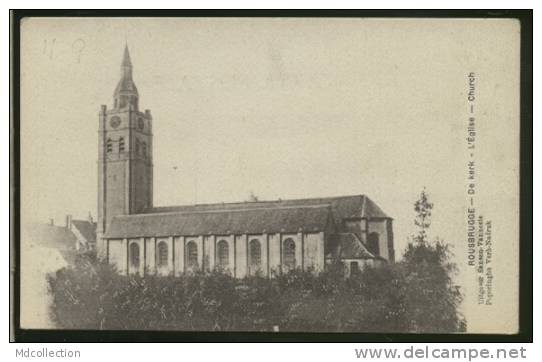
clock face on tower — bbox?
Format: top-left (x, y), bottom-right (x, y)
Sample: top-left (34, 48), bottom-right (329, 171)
top-left (138, 117), bottom-right (145, 131)
top-left (110, 116), bottom-right (121, 129)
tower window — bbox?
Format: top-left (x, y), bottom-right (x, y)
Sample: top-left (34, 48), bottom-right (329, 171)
top-left (119, 137), bottom-right (125, 153)
top-left (217, 240), bottom-right (229, 268)
top-left (135, 139), bottom-right (140, 155)
top-left (283, 238), bottom-right (296, 271)
top-left (157, 241), bottom-right (168, 267)
top-left (106, 138), bottom-right (113, 153)
top-left (142, 142), bottom-right (147, 158)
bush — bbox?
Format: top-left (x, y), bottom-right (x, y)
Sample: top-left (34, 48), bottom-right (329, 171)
top-left (48, 248), bottom-right (464, 332)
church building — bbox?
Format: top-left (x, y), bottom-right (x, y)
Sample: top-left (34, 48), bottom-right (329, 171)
top-left (98, 46), bottom-right (395, 278)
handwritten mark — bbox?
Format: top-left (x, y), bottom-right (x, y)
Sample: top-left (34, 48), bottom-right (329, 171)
top-left (43, 38), bottom-right (56, 60)
top-left (72, 38), bottom-right (86, 64)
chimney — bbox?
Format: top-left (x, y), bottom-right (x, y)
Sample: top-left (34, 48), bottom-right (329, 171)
top-left (66, 215), bottom-right (72, 230)
top-left (87, 212), bottom-right (94, 223)
top-left (49, 218), bottom-right (54, 226)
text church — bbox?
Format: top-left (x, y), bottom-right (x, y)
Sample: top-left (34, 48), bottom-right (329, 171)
top-left (97, 46), bottom-right (395, 278)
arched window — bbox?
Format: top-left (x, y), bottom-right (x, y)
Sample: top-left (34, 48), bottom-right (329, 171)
top-left (187, 241), bottom-right (198, 268)
top-left (130, 242), bottom-right (140, 269)
top-left (119, 137), bottom-right (125, 153)
top-left (350, 261), bottom-right (360, 276)
top-left (157, 241), bottom-right (168, 267)
top-left (130, 96), bottom-right (138, 109)
top-left (135, 138), bottom-right (141, 155)
top-left (249, 239), bottom-right (261, 268)
top-left (368, 232), bottom-right (380, 257)
top-left (119, 96), bottom-right (127, 109)
top-left (217, 240), bottom-right (229, 268)
top-left (142, 142), bottom-right (147, 158)
top-left (106, 138), bottom-right (113, 153)
top-left (283, 238), bottom-right (296, 271)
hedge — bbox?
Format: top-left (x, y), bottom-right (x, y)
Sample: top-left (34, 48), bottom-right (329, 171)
top-left (47, 242), bottom-right (465, 332)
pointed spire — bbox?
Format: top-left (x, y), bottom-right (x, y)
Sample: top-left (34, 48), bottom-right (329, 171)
top-left (114, 43), bottom-right (138, 109)
top-left (122, 43), bottom-right (132, 67)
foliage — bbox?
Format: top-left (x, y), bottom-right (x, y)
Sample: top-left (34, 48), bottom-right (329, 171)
top-left (413, 187), bottom-right (433, 244)
top-left (48, 261), bottom-right (464, 332)
top-left (401, 188), bottom-right (466, 332)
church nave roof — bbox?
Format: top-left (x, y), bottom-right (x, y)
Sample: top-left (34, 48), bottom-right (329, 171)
top-left (105, 204), bottom-right (335, 239)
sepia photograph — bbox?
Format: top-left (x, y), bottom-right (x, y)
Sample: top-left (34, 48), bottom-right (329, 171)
top-left (11, 12), bottom-right (532, 341)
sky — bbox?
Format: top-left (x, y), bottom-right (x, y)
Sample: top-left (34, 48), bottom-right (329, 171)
top-left (20, 17), bottom-right (520, 331)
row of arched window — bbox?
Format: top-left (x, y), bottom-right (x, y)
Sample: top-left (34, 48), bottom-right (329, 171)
top-left (106, 137), bottom-right (147, 157)
top-left (128, 238), bottom-right (298, 271)
top-left (130, 241), bottom-right (168, 269)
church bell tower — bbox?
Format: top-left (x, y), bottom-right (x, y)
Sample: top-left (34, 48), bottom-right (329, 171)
top-left (97, 45), bottom-right (153, 258)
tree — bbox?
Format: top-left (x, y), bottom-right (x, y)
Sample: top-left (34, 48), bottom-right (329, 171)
top-left (413, 187), bottom-right (433, 245)
top-left (401, 188), bottom-right (466, 332)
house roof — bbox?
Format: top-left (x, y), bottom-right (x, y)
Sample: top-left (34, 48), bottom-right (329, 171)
top-left (23, 223), bottom-right (78, 263)
top-left (71, 220), bottom-right (97, 243)
top-left (326, 233), bottom-right (376, 260)
top-left (145, 195), bottom-right (390, 222)
top-left (105, 204), bottom-right (334, 239)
